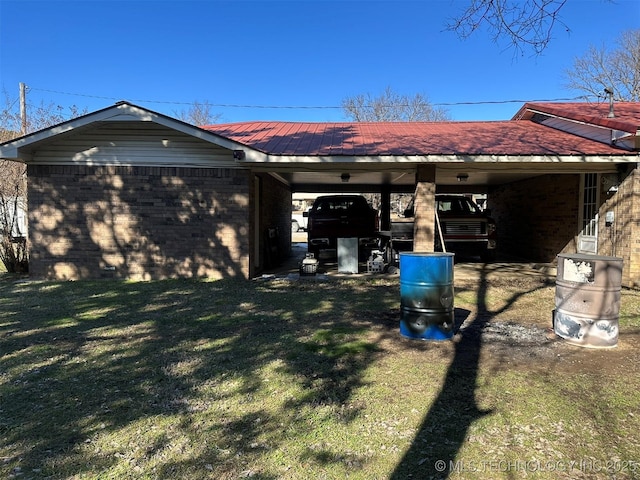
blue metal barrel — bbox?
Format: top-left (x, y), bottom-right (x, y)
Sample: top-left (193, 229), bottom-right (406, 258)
top-left (399, 252), bottom-right (455, 340)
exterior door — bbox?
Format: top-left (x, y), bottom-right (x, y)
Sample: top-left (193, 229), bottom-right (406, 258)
top-left (578, 173), bottom-right (599, 254)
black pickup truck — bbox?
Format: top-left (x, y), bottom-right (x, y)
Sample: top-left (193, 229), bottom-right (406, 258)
top-left (305, 195), bottom-right (379, 259)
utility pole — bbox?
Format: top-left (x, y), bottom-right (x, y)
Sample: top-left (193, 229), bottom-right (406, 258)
top-left (19, 82), bottom-right (27, 135)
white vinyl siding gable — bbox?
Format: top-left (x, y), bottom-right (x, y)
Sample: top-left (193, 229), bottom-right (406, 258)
top-left (29, 122), bottom-right (239, 167)
top-left (536, 115), bottom-right (635, 151)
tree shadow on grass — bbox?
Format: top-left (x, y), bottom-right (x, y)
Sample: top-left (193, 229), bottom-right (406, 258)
top-left (0, 272), bottom-right (557, 478)
top-left (390, 266), bottom-right (551, 479)
top-left (0, 277), bottom-right (396, 478)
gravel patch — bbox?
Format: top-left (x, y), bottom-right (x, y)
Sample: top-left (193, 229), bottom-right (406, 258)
top-left (462, 320), bottom-right (553, 346)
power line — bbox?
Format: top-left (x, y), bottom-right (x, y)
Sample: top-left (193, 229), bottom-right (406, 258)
top-left (28, 87), bottom-right (340, 109)
top-left (27, 86), bottom-right (593, 111)
top-left (434, 96), bottom-right (592, 106)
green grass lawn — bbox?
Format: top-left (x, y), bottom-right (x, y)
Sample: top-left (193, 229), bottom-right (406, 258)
top-left (1, 275), bottom-right (639, 479)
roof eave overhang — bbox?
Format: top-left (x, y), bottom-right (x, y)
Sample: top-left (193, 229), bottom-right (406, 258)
top-left (518, 103), bottom-right (640, 137)
top-left (0, 101), bottom-right (252, 164)
top-left (237, 152), bottom-right (640, 165)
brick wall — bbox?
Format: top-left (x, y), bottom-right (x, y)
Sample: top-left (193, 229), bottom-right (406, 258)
top-left (255, 173), bottom-right (292, 273)
top-left (413, 165), bottom-right (436, 252)
top-left (28, 165), bottom-right (251, 280)
top-left (598, 166), bottom-right (640, 288)
top-left (488, 174), bottom-right (580, 262)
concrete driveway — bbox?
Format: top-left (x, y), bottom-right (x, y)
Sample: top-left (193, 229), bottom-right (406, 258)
top-left (265, 232), bottom-right (557, 283)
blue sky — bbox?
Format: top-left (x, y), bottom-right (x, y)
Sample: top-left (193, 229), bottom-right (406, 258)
top-left (1, 0), bottom-right (638, 124)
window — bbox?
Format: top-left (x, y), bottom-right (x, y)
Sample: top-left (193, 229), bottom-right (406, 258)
top-left (578, 173), bottom-right (598, 254)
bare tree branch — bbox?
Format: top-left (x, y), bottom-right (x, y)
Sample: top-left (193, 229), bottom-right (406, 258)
top-left (342, 87), bottom-right (450, 122)
top-left (174, 100), bottom-right (222, 126)
top-left (0, 88), bottom-right (88, 272)
top-left (0, 160), bottom-right (28, 273)
top-left (1, 87), bottom-right (88, 139)
top-left (447, 0), bottom-right (570, 56)
top-left (564, 29), bottom-right (640, 101)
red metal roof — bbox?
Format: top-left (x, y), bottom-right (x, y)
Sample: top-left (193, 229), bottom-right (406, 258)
top-left (203, 114), bottom-right (632, 157)
top-left (516, 102), bottom-right (640, 133)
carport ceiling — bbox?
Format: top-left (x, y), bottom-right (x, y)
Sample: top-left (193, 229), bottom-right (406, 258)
top-left (267, 162), bottom-right (618, 192)
top-left (278, 169), bottom-right (543, 188)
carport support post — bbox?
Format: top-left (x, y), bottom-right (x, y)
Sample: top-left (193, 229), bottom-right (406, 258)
top-left (380, 184), bottom-right (391, 231)
top-left (413, 165), bottom-right (436, 252)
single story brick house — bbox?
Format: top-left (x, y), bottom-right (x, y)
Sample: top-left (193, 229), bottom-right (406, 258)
top-left (1, 100), bottom-right (639, 286)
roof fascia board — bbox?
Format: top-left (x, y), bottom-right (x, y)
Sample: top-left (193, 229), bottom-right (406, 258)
top-left (0, 101), bottom-right (260, 163)
top-left (237, 153), bottom-right (640, 165)
top-left (115, 105), bottom-right (248, 151)
top-left (528, 108), bottom-right (637, 150)
top-left (434, 162), bottom-right (621, 174)
top-left (1, 103), bottom-right (147, 151)
top-left (526, 107), bottom-right (618, 132)
top-left (524, 105), bottom-right (638, 135)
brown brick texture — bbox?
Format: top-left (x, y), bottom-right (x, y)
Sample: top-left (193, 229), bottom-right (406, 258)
top-left (253, 173), bottom-right (293, 275)
top-left (599, 167), bottom-right (640, 288)
top-left (27, 165), bottom-right (251, 280)
top-left (413, 165), bottom-right (436, 252)
top-left (489, 174), bottom-right (580, 262)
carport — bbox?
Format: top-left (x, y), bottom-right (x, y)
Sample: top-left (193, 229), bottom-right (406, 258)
top-left (204, 101), bottom-right (640, 287)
